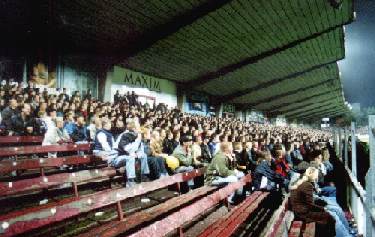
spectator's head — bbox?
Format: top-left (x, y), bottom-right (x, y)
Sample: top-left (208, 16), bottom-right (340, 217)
top-left (55, 117), bottom-right (64, 129)
top-left (173, 131), bottom-right (180, 141)
top-left (252, 141), bottom-right (259, 151)
top-left (274, 149), bottom-right (284, 160)
top-left (220, 142), bottom-right (233, 155)
top-left (257, 151), bottom-right (272, 164)
top-left (245, 141), bottom-right (252, 151)
top-left (9, 98), bottom-right (17, 109)
top-left (166, 131), bottom-right (173, 140)
top-left (127, 120), bottom-right (140, 132)
top-left (102, 118), bottom-right (112, 131)
top-left (305, 166), bottom-right (319, 182)
top-left (48, 107), bottom-right (57, 118)
top-left (309, 150), bottom-right (322, 164)
top-left (180, 135), bottom-right (192, 147)
top-left (233, 142), bottom-right (242, 152)
top-left (290, 167), bottom-right (319, 190)
top-left (22, 103), bottom-right (31, 116)
top-left (322, 148), bottom-right (330, 162)
top-left (76, 115), bottom-right (85, 126)
top-left (160, 129), bottom-right (167, 139)
top-left (193, 135), bottom-right (202, 144)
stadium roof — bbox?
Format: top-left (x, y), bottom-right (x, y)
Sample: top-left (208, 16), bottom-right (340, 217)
top-left (1, 0), bottom-right (354, 121)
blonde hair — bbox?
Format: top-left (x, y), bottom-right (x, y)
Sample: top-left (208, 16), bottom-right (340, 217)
top-left (233, 142), bottom-right (242, 151)
top-left (290, 167), bottom-right (318, 190)
top-left (220, 142), bottom-right (232, 153)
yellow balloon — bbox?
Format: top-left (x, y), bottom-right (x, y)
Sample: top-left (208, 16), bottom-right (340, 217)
top-left (165, 156), bottom-right (180, 171)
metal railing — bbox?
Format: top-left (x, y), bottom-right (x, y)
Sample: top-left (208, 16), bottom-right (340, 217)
top-left (332, 115), bottom-right (375, 237)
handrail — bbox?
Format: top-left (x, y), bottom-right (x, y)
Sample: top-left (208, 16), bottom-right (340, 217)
top-left (344, 165), bottom-right (366, 201)
top-left (344, 163), bottom-right (375, 224)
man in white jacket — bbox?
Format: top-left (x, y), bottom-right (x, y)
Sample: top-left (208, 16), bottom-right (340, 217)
top-left (42, 117), bottom-right (71, 158)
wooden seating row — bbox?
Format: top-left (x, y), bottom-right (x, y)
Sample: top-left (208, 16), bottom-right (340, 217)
top-left (0, 143), bottom-right (91, 158)
top-left (0, 168), bottom-right (205, 237)
top-left (0, 136), bottom-right (43, 146)
top-left (198, 191), bottom-right (269, 237)
top-left (128, 174), bottom-right (252, 237)
top-left (0, 167), bottom-right (116, 198)
top-left (265, 196), bottom-right (316, 237)
top-left (0, 140), bottom-right (270, 237)
top-left (0, 155), bottom-right (94, 175)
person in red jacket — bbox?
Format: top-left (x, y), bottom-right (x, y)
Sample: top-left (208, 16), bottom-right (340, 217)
top-left (274, 149), bottom-right (290, 178)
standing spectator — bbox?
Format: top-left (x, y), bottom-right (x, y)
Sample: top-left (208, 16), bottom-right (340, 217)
top-left (61, 88), bottom-right (69, 102)
top-left (114, 90), bottom-right (120, 104)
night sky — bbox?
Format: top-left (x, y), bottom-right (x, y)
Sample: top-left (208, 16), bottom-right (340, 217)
top-left (338, 0), bottom-right (375, 108)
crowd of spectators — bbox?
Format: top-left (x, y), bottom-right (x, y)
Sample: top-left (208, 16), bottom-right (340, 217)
top-left (0, 81), bottom-right (356, 236)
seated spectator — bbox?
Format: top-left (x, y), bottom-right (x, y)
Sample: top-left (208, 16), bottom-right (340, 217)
top-left (162, 131), bottom-right (175, 155)
top-left (205, 142), bottom-right (244, 204)
top-left (200, 134), bottom-right (212, 163)
top-left (191, 135), bottom-right (203, 166)
top-left (88, 116), bottom-right (101, 140)
top-left (208, 133), bottom-right (220, 156)
top-left (64, 111), bottom-right (76, 135)
top-left (289, 167), bottom-right (336, 237)
top-left (71, 115), bottom-right (89, 143)
top-left (111, 116), bottom-right (125, 140)
top-left (233, 142), bottom-right (249, 173)
top-left (322, 147), bottom-right (334, 174)
top-left (310, 150), bottom-right (337, 198)
top-left (1, 98), bottom-right (18, 132)
top-left (113, 121), bottom-right (150, 187)
top-left (93, 118), bottom-right (118, 163)
top-left (290, 141), bottom-right (303, 167)
top-left (10, 103), bottom-right (36, 136)
top-left (252, 151), bottom-right (285, 191)
top-left (143, 129), bottom-right (168, 179)
top-left (172, 135), bottom-right (195, 189)
top-left (42, 117), bottom-right (71, 158)
top-left (273, 148), bottom-right (292, 188)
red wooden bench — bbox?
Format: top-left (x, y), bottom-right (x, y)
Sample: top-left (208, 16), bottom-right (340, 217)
top-left (0, 143), bottom-right (91, 158)
top-left (0, 143), bottom-right (93, 177)
top-left (0, 167), bottom-right (116, 198)
top-left (0, 136), bottom-right (43, 146)
top-left (0, 168), bottom-right (206, 237)
top-left (198, 191), bottom-right (269, 237)
top-left (78, 185), bottom-right (219, 237)
top-left (0, 155), bottom-right (95, 176)
top-left (127, 174), bottom-right (252, 237)
top-left (288, 221), bottom-right (315, 237)
top-left (265, 196), bottom-right (316, 237)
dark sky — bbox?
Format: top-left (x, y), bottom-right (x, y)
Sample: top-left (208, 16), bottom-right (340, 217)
top-left (338, 0), bottom-right (375, 108)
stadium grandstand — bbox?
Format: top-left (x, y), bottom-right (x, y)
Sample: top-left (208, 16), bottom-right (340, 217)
top-left (0, 0), bottom-right (375, 237)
